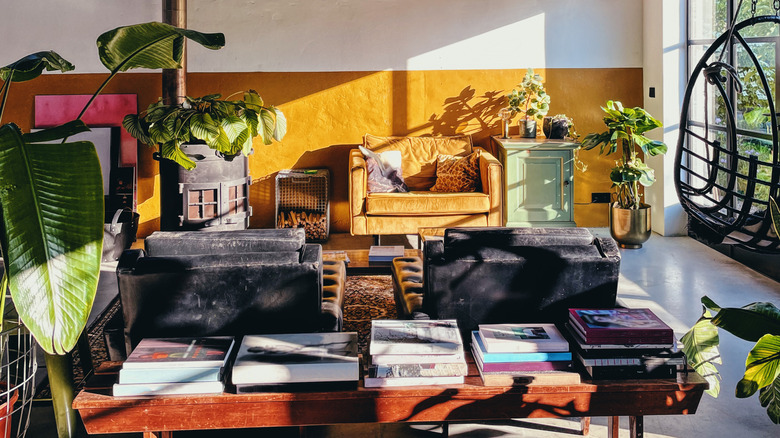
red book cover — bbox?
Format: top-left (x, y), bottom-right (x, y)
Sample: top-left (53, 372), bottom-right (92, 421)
top-left (568, 308), bottom-right (674, 344)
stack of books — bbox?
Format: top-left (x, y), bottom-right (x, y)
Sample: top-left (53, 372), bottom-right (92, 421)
top-left (366, 319), bottom-right (467, 387)
top-left (368, 245), bottom-right (404, 262)
top-left (471, 324), bottom-right (580, 386)
top-left (230, 332), bottom-right (359, 392)
top-left (567, 308), bottom-right (684, 379)
top-left (113, 336), bottom-right (235, 396)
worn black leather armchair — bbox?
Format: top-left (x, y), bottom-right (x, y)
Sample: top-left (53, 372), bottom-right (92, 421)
top-left (393, 227), bottom-right (621, 341)
top-left (115, 228), bottom-right (344, 356)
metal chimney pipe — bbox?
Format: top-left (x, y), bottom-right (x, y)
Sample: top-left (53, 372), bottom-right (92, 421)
top-left (162, 0), bottom-right (186, 105)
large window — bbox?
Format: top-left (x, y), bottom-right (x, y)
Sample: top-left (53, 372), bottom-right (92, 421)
top-left (687, 0), bottom-right (778, 208)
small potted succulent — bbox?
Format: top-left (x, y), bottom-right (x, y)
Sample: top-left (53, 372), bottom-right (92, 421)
top-left (506, 68), bottom-right (550, 138)
top-left (544, 114), bottom-right (577, 140)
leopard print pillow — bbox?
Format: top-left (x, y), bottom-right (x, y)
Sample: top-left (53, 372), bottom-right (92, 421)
top-left (430, 150), bottom-right (482, 193)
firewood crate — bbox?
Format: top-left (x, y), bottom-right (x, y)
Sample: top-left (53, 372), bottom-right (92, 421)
top-left (275, 169), bottom-right (330, 242)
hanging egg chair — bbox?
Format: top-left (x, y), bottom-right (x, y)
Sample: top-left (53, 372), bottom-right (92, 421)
top-left (676, 12), bottom-right (780, 252)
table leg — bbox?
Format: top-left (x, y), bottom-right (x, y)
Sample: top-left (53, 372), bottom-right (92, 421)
top-left (580, 417), bottom-right (591, 435)
top-left (143, 432), bottom-right (172, 438)
top-left (629, 416), bottom-right (644, 438)
top-left (608, 416), bottom-right (620, 438)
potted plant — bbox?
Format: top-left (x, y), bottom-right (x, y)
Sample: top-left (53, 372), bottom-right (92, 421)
top-left (581, 100), bottom-right (668, 248)
top-left (123, 93), bottom-right (287, 231)
top-left (506, 68), bottom-right (550, 138)
top-left (681, 198), bottom-right (780, 424)
top-left (0, 22), bottom-right (224, 437)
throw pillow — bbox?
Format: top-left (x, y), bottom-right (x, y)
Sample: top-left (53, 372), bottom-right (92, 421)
top-left (359, 146), bottom-right (409, 193)
top-left (430, 150), bottom-right (482, 193)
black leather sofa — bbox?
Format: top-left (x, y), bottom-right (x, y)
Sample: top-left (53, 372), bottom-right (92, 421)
top-left (115, 228), bottom-right (344, 356)
top-left (392, 227), bottom-right (621, 341)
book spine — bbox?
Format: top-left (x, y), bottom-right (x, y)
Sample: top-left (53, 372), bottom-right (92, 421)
top-left (477, 367), bottom-right (581, 386)
top-left (363, 375), bottom-right (464, 388)
top-left (370, 352), bottom-right (465, 365)
top-left (472, 332), bottom-right (571, 363)
top-left (583, 364), bottom-right (677, 380)
top-left (112, 381), bottom-right (224, 396)
top-left (368, 362), bottom-right (468, 378)
top-left (118, 367), bottom-right (222, 384)
top-left (231, 362), bottom-right (359, 385)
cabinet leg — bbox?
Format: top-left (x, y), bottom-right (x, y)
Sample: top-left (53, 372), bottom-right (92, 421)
top-left (630, 416), bottom-right (644, 438)
top-left (608, 416), bottom-right (620, 438)
top-left (143, 432), bottom-right (172, 438)
top-left (580, 417), bottom-right (590, 435)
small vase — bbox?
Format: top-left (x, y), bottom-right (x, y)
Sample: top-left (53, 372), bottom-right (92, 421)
top-left (549, 119), bottom-right (569, 139)
top-left (519, 119), bottom-right (537, 138)
top-left (542, 117), bottom-right (552, 138)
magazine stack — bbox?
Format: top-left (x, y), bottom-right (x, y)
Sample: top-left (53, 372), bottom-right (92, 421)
top-left (567, 308), bottom-right (684, 379)
top-left (366, 320), bottom-right (467, 387)
top-left (113, 336), bottom-right (235, 396)
top-left (231, 332), bottom-right (359, 392)
top-left (471, 324), bottom-right (580, 386)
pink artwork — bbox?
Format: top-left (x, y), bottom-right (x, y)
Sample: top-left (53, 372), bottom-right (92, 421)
top-left (34, 94), bottom-right (138, 166)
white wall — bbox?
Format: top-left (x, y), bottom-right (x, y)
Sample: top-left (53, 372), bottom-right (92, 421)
top-left (644, 0), bottom-right (688, 236)
top-left (2, 0), bottom-right (643, 73)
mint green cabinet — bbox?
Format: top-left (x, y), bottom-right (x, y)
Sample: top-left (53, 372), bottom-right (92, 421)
top-left (492, 137), bottom-right (577, 227)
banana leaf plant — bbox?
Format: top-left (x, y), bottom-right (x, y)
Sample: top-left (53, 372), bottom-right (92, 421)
top-left (681, 197), bottom-right (780, 424)
top-left (123, 90), bottom-right (287, 170)
top-left (0, 22), bottom-right (224, 437)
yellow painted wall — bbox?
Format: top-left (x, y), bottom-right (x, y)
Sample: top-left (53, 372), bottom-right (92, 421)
top-left (7, 68), bottom-right (641, 237)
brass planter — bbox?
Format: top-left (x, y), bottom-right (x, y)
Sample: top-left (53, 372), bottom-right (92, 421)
top-left (609, 204), bottom-right (651, 249)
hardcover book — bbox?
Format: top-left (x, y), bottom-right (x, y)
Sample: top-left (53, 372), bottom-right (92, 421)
top-left (118, 367), bottom-right (223, 384)
top-left (231, 332), bottom-right (359, 385)
top-left (122, 336), bottom-right (235, 369)
top-left (565, 323), bottom-right (676, 350)
top-left (363, 375), bottom-right (464, 388)
top-left (368, 362), bottom-right (468, 378)
top-left (368, 245), bottom-right (405, 262)
top-left (478, 323), bottom-right (569, 353)
top-left (472, 345), bottom-right (572, 373)
top-left (112, 380), bottom-right (224, 397)
top-left (568, 308), bottom-right (674, 344)
top-left (476, 366), bottom-right (581, 387)
top-left (369, 320), bottom-right (462, 355)
top-left (370, 346), bottom-right (465, 365)
top-left (582, 364), bottom-right (677, 380)
top-left (471, 332), bottom-right (572, 363)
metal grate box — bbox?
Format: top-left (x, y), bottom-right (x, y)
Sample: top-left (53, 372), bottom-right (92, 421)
top-left (275, 169), bottom-right (330, 241)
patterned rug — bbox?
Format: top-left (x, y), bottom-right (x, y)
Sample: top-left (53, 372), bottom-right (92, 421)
top-left (35, 274), bottom-right (396, 398)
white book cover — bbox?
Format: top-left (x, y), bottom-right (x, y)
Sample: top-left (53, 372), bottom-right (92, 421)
top-left (363, 375), bottom-right (464, 388)
top-left (231, 332), bottom-right (359, 385)
top-left (478, 323), bottom-right (569, 353)
top-left (368, 246), bottom-right (404, 261)
top-left (370, 345), bottom-right (466, 365)
top-left (369, 320), bottom-right (462, 355)
top-left (112, 380), bottom-right (224, 396)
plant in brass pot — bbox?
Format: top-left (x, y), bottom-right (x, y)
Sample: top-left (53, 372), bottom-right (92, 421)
top-left (681, 197), bottom-right (780, 424)
top-left (506, 68), bottom-right (550, 138)
top-left (581, 100), bottom-right (668, 248)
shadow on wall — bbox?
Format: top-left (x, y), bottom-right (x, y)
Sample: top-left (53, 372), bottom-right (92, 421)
top-left (428, 86), bottom-right (506, 154)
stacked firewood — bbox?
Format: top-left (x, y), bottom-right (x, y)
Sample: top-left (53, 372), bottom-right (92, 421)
top-left (277, 210), bottom-right (328, 240)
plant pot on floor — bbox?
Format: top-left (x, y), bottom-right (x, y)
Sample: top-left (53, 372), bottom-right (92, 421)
top-left (158, 142), bottom-right (252, 231)
top-left (520, 119), bottom-right (537, 138)
top-left (609, 203), bottom-right (651, 249)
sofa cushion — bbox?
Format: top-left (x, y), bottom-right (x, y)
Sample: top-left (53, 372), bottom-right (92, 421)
top-left (430, 150), bottom-right (482, 193)
top-left (364, 134), bottom-right (473, 190)
top-left (366, 191), bottom-right (490, 215)
top-left (359, 146), bottom-right (408, 193)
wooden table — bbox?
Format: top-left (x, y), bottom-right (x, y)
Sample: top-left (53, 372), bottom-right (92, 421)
top-left (324, 249), bottom-right (421, 275)
top-left (73, 360), bottom-right (707, 438)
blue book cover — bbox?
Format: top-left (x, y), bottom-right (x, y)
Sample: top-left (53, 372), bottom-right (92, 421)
top-left (118, 366), bottom-right (223, 384)
top-left (471, 331), bottom-right (572, 363)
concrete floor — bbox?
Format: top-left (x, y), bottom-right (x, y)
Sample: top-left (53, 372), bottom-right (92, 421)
top-left (28, 231), bottom-right (780, 437)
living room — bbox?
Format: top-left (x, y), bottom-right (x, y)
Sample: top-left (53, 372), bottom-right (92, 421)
top-left (2, 1), bottom-right (780, 437)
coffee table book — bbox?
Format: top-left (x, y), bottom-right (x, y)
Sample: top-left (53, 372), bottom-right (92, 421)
top-left (231, 332), bottom-right (359, 385)
top-left (568, 308), bottom-right (674, 344)
top-left (122, 336), bottom-right (235, 369)
top-left (478, 323), bottom-right (569, 353)
top-left (367, 362), bottom-right (468, 378)
top-left (112, 381), bottom-right (225, 397)
top-left (368, 245), bottom-right (405, 262)
top-left (118, 367), bottom-right (223, 384)
top-left (363, 374), bottom-right (465, 388)
top-left (476, 365), bottom-right (581, 387)
top-left (472, 346), bottom-right (572, 373)
top-left (369, 320), bottom-right (462, 355)
top-left (370, 345), bottom-right (465, 365)
top-left (565, 323), bottom-right (676, 351)
top-left (471, 331), bottom-right (572, 363)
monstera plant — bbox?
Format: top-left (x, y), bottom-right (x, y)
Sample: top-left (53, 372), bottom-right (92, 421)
top-left (681, 197), bottom-right (780, 424)
top-left (0, 22), bottom-right (224, 437)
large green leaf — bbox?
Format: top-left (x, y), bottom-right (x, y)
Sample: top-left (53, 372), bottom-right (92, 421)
top-left (770, 198), bottom-right (780, 237)
top-left (96, 22), bottom-right (224, 73)
top-left (0, 123), bottom-right (102, 355)
top-left (712, 302), bottom-right (780, 342)
top-left (737, 334), bottom-right (780, 398)
top-left (0, 51), bottom-right (74, 82)
top-left (759, 375), bottom-right (780, 424)
top-left (681, 309), bottom-right (722, 397)
top-left (272, 107), bottom-right (287, 142)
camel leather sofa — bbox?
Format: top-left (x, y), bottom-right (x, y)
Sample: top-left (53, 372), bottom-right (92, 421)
top-left (114, 228), bottom-right (345, 356)
top-left (391, 227), bottom-right (621, 341)
top-left (349, 134), bottom-right (504, 235)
